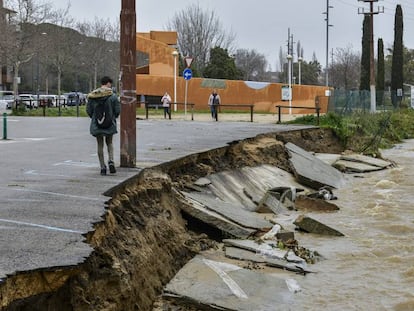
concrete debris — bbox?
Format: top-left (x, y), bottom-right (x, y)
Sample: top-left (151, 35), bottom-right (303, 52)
top-left (163, 256), bottom-right (297, 311)
top-left (315, 152), bottom-right (393, 173)
top-left (223, 239), bottom-right (306, 264)
top-left (285, 142), bottom-right (346, 189)
top-left (294, 215), bottom-right (344, 236)
top-left (255, 186), bottom-right (303, 214)
top-left (276, 230), bottom-right (295, 242)
top-left (260, 224), bottom-right (281, 240)
top-left (333, 159), bottom-right (386, 173)
top-left (225, 247), bottom-right (311, 274)
top-left (340, 154), bottom-right (393, 168)
top-left (194, 177), bottom-right (212, 187)
top-left (181, 191), bottom-right (273, 231)
top-left (177, 197), bottom-right (256, 239)
top-left (198, 164), bottom-right (308, 212)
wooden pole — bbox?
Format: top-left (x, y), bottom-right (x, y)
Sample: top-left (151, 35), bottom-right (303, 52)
top-left (120, 0), bottom-right (137, 167)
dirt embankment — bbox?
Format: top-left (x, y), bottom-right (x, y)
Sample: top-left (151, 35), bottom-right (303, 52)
top-left (3, 128), bottom-right (343, 311)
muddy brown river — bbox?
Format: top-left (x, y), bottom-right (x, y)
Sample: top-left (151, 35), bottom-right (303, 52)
top-left (287, 140), bottom-right (414, 311)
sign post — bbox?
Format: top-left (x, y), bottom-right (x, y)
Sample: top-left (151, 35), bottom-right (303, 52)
top-left (183, 68), bottom-right (192, 116)
top-left (183, 57), bottom-right (193, 117)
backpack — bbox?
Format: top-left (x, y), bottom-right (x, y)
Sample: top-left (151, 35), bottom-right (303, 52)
top-left (213, 94), bottom-right (220, 105)
top-left (94, 96), bottom-right (113, 129)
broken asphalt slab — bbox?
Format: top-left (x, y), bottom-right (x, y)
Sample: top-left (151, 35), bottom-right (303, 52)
top-left (285, 142), bottom-right (346, 189)
top-left (163, 255), bottom-right (299, 311)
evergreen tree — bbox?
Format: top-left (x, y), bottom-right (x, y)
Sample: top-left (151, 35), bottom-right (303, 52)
top-left (376, 38), bottom-right (385, 107)
top-left (360, 15), bottom-right (370, 91)
top-left (391, 4), bottom-right (403, 107)
top-left (203, 47), bottom-right (242, 80)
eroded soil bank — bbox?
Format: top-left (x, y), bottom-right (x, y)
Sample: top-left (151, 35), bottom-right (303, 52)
top-left (2, 128), bottom-right (344, 311)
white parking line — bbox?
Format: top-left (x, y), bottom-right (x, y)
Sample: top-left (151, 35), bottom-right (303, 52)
top-left (0, 186), bottom-right (102, 201)
top-left (0, 218), bottom-right (83, 233)
top-left (53, 160), bottom-right (97, 168)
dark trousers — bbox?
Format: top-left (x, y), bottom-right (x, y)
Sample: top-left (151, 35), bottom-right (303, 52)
top-left (163, 107), bottom-right (170, 119)
top-left (210, 104), bottom-right (218, 120)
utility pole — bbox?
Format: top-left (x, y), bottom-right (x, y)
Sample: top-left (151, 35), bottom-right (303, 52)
top-left (120, 0), bottom-right (137, 167)
top-left (323, 0), bottom-right (333, 86)
top-left (358, 0), bottom-right (384, 113)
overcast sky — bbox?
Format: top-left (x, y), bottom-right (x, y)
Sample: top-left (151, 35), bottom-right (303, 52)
top-left (52, 0), bottom-right (414, 71)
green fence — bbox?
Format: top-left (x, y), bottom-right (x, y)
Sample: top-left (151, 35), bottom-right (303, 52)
top-left (328, 89), bottom-right (412, 115)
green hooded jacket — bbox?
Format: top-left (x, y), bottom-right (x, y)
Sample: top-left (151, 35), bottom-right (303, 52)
top-left (86, 86), bottom-right (121, 137)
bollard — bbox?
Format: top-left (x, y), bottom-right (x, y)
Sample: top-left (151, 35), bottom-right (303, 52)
top-left (3, 112), bottom-right (7, 140)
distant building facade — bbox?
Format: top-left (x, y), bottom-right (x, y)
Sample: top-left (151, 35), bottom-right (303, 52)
top-left (0, 0), bottom-right (16, 91)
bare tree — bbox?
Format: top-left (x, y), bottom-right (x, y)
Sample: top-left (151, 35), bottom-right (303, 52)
top-left (296, 40), bottom-right (304, 59)
top-left (329, 45), bottom-right (361, 90)
top-left (6, 0), bottom-right (53, 24)
top-left (235, 49), bottom-right (268, 81)
top-left (1, 0), bottom-right (54, 105)
top-left (166, 3), bottom-right (236, 76)
top-left (278, 46), bottom-right (285, 74)
top-left (76, 18), bottom-right (120, 89)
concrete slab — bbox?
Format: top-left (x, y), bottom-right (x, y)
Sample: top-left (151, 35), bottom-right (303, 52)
top-left (285, 142), bottom-right (346, 189)
top-left (163, 255), bottom-right (297, 310)
top-left (182, 191), bottom-right (273, 230)
top-left (339, 154), bottom-right (392, 168)
top-left (177, 191), bottom-right (257, 238)
top-left (334, 159), bottom-right (385, 173)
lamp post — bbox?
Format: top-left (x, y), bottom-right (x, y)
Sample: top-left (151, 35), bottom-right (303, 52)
top-left (172, 50), bottom-right (178, 112)
top-left (287, 54), bottom-right (292, 114)
top-left (298, 56), bottom-right (302, 85)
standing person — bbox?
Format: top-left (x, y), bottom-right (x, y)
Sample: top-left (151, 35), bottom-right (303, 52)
top-left (208, 89), bottom-right (221, 120)
top-left (87, 76), bottom-right (121, 175)
top-left (161, 92), bottom-right (171, 119)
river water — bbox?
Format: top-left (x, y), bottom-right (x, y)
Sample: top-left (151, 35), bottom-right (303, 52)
top-left (288, 139), bottom-right (414, 311)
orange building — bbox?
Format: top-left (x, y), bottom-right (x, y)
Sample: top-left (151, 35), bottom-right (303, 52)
top-left (136, 31), bottom-right (331, 114)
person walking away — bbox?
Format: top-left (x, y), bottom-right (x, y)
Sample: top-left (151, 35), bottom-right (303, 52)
top-left (208, 89), bottom-right (221, 120)
top-left (161, 92), bottom-right (171, 119)
top-left (87, 76), bottom-right (121, 175)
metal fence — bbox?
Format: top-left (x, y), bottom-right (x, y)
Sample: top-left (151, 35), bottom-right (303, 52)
top-left (328, 89), bottom-right (413, 115)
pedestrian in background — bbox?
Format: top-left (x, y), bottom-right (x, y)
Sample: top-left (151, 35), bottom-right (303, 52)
top-left (161, 92), bottom-right (171, 119)
top-left (208, 89), bottom-right (221, 120)
top-left (87, 76), bottom-right (121, 175)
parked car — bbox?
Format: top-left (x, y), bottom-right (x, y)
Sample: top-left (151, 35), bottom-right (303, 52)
top-left (64, 92), bottom-right (84, 106)
top-left (39, 95), bottom-right (59, 107)
top-left (0, 91), bottom-right (15, 109)
top-left (18, 94), bottom-right (38, 108)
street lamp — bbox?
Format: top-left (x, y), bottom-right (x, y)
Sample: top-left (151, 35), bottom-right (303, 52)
top-left (172, 50), bottom-right (178, 112)
top-left (298, 56), bottom-right (302, 85)
top-left (287, 54), bottom-right (293, 114)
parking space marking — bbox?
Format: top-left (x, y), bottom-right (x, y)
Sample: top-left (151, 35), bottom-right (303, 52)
top-left (0, 218), bottom-right (83, 233)
top-left (0, 186), bottom-right (102, 201)
top-left (53, 160), bottom-right (97, 168)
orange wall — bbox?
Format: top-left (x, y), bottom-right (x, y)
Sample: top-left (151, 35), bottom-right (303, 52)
top-left (136, 74), bottom-right (330, 113)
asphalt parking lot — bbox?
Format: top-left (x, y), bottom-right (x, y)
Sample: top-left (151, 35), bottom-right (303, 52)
top-left (0, 115), bottom-right (311, 280)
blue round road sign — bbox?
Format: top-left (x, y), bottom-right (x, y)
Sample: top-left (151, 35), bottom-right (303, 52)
top-left (183, 68), bottom-right (192, 80)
